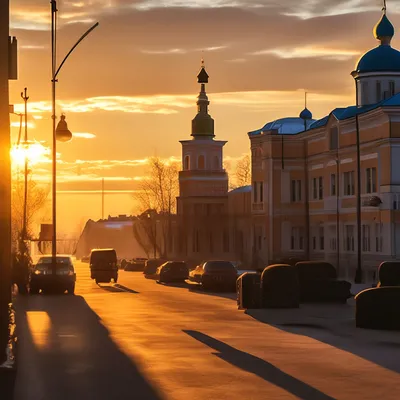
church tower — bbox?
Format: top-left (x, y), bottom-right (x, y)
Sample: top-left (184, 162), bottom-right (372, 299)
top-left (176, 61), bottom-right (229, 260)
top-left (352, 1), bottom-right (400, 105)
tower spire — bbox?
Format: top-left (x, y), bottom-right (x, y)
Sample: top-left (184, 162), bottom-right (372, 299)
top-left (191, 59), bottom-right (214, 139)
top-left (374, 0), bottom-right (394, 45)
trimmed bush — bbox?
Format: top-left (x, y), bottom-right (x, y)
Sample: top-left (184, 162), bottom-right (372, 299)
top-left (237, 273), bottom-right (262, 310)
top-left (355, 287), bottom-right (400, 330)
top-left (377, 261), bottom-right (400, 287)
top-left (295, 261), bottom-right (351, 303)
top-left (261, 264), bottom-right (300, 308)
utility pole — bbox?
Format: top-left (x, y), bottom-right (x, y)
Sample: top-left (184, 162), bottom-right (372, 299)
top-left (102, 177), bottom-right (105, 220)
top-left (21, 88), bottom-right (29, 247)
top-left (0, 0), bottom-right (12, 355)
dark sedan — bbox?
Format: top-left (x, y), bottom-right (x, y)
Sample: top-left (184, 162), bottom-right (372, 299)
top-left (30, 256), bottom-right (76, 295)
top-left (189, 260), bottom-right (237, 291)
top-left (156, 261), bottom-right (189, 283)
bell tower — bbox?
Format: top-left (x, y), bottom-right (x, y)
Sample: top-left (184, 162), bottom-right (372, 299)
top-left (176, 60), bottom-right (229, 260)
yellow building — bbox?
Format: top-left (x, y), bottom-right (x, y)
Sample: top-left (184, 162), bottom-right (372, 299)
top-left (248, 8), bottom-right (400, 282)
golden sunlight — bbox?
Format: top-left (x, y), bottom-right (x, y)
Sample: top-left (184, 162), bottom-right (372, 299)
top-left (10, 142), bottom-right (49, 168)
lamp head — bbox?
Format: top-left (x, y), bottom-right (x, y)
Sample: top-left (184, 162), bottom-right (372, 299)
top-left (56, 114), bottom-right (73, 142)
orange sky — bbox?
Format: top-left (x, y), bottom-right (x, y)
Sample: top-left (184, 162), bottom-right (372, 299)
top-left (8, 0), bottom-right (398, 235)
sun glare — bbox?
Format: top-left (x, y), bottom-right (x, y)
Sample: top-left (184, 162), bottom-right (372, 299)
top-left (10, 142), bottom-right (49, 168)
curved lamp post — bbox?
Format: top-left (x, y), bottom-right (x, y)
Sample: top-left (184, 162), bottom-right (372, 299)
top-left (51, 0), bottom-right (98, 267)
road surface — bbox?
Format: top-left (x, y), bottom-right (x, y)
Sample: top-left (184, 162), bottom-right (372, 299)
top-left (14, 261), bottom-right (400, 400)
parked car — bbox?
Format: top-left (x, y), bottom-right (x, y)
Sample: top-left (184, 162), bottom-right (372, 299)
top-left (90, 248), bottom-right (118, 284)
top-left (156, 261), bottom-right (189, 283)
top-left (189, 260), bottom-right (237, 291)
top-left (30, 255), bottom-right (76, 295)
top-left (143, 259), bottom-right (167, 278)
top-left (125, 258), bottom-right (147, 272)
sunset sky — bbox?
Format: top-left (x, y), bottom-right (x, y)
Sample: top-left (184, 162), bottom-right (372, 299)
top-left (8, 0), bottom-right (398, 236)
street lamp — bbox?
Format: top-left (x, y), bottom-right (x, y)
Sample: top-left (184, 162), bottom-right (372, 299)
top-left (50, 0), bottom-right (98, 270)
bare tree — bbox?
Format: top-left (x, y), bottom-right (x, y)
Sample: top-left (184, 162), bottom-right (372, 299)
top-left (134, 157), bottom-right (179, 257)
top-left (11, 175), bottom-right (49, 246)
top-left (235, 154), bottom-right (251, 187)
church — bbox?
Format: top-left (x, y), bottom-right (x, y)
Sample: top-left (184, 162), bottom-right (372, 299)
top-left (247, 5), bottom-right (400, 281)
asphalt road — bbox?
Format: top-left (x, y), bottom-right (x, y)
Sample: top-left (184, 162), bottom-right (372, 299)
top-left (14, 261), bottom-right (400, 400)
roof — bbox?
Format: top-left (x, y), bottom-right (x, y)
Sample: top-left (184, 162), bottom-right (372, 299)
top-left (248, 117), bottom-right (315, 136)
top-left (229, 185), bottom-right (251, 194)
top-left (356, 45), bottom-right (400, 73)
top-left (309, 93), bottom-right (400, 129)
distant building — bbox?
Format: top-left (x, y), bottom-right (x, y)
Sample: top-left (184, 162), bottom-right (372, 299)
top-left (248, 7), bottom-right (400, 281)
top-left (75, 215), bottom-right (148, 260)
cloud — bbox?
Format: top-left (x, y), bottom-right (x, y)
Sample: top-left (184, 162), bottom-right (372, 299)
top-left (11, 90), bottom-right (353, 118)
top-left (251, 46), bottom-right (362, 61)
top-left (73, 132), bottom-right (97, 139)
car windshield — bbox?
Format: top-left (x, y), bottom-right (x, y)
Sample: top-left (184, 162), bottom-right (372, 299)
top-left (168, 262), bottom-right (187, 270)
top-left (204, 261), bottom-right (235, 272)
top-left (37, 257), bottom-right (72, 267)
top-left (91, 250), bottom-right (116, 263)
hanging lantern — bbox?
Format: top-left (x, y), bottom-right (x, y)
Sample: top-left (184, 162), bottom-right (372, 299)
top-left (55, 114), bottom-right (73, 142)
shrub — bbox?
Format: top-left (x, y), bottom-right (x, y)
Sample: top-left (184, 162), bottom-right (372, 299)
top-left (261, 264), bottom-right (299, 308)
top-left (377, 261), bottom-right (400, 287)
top-left (295, 261), bottom-right (350, 303)
top-left (355, 287), bottom-right (400, 330)
top-left (237, 273), bottom-right (262, 310)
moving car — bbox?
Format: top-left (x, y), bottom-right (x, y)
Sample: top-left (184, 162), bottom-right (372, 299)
top-left (124, 258), bottom-right (147, 272)
top-left (143, 259), bottom-right (167, 278)
top-left (30, 255), bottom-right (76, 295)
top-left (189, 260), bottom-right (237, 291)
top-left (90, 248), bottom-right (118, 284)
top-left (156, 261), bottom-right (189, 283)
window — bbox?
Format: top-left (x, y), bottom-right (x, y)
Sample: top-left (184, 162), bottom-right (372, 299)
top-left (311, 177), bottom-right (323, 200)
top-left (319, 226), bottom-right (325, 250)
top-left (193, 229), bottom-right (200, 252)
top-left (375, 223), bottom-right (382, 252)
top-left (389, 81), bottom-right (395, 97)
top-left (376, 81), bottom-right (382, 102)
top-left (361, 81), bottom-right (369, 104)
top-left (330, 174), bottom-right (336, 196)
top-left (366, 167), bottom-right (377, 193)
top-left (362, 225), bottom-right (371, 252)
top-left (345, 225), bottom-right (355, 251)
top-left (213, 156), bottom-right (220, 170)
top-left (198, 155), bottom-right (205, 169)
top-left (184, 155), bottom-right (190, 170)
top-left (291, 227), bottom-right (304, 250)
top-left (223, 230), bottom-right (230, 253)
top-left (253, 181), bottom-right (263, 203)
top-left (312, 178), bottom-right (318, 199)
top-left (318, 177), bottom-right (324, 200)
top-left (343, 171), bottom-right (355, 196)
top-left (329, 127), bottom-right (338, 150)
top-left (259, 182), bottom-right (264, 203)
top-left (291, 180), bottom-right (302, 202)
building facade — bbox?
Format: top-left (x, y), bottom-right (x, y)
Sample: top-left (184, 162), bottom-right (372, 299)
top-left (248, 7), bottom-right (400, 281)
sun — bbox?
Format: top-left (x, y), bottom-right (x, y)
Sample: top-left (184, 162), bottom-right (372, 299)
top-left (10, 142), bottom-right (49, 168)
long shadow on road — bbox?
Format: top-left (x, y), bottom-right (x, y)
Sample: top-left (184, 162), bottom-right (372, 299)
top-left (246, 307), bottom-right (400, 374)
top-left (183, 330), bottom-right (335, 400)
top-left (14, 295), bottom-right (162, 400)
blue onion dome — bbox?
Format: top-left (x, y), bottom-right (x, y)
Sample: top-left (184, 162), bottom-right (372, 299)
top-left (373, 13), bottom-right (394, 41)
top-left (299, 107), bottom-right (312, 120)
top-left (355, 11), bottom-right (400, 73)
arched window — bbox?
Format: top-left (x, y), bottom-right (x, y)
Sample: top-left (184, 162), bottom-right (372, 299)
top-left (184, 155), bottom-right (190, 170)
top-left (213, 156), bottom-right (220, 170)
top-left (198, 155), bottom-right (205, 169)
